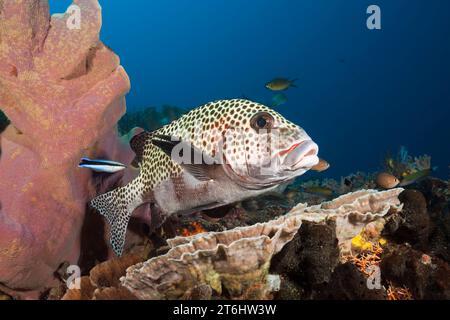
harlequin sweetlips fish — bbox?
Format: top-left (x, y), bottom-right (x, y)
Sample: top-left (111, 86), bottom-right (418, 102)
top-left (90, 99), bottom-right (319, 256)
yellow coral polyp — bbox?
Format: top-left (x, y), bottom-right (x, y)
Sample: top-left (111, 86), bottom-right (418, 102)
top-left (351, 234), bottom-right (373, 251)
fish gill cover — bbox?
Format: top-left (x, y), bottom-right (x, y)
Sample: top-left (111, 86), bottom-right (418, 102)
top-left (0, 0), bottom-right (449, 302)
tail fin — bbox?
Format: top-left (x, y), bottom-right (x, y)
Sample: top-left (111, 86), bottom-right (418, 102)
top-left (91, 186), bottom-right (138, 256)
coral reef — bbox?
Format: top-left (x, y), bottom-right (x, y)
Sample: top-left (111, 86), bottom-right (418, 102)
top-left (0, 0), bottom-right (132, 297)
top-left (380, 245), bottom-right (449, 299)
top-left (118, 105), bottom-right (186, 135)
top-left (384, 146), bottom-right (432, 179)
top-left (121, 189), bottom-right (402, 300)
top-left (13, 170), bottom-right (442, 301)
top-left (270, 180), bottom-right (449, 300)
top-left (341, 181), bottom-right (449, 300)
top-left (0, 1), bottom-right (447, 302)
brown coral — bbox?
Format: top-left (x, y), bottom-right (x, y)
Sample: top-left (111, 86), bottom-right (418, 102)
top-left (90, 253), bottom-right (145, 289)
top-left (61, 276), bottom-right (96, 300)
top-left (62, 251), bottom-right (147, 300)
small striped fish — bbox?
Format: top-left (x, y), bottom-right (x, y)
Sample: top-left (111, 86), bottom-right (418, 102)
top-left (79, 158), bottom-right (127, 173)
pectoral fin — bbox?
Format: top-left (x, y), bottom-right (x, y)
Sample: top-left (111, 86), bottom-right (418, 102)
top-left (151, 134), bottom-right (221, 182)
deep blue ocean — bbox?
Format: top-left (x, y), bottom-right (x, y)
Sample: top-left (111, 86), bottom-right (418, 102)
top-left (50, 0), bottom-right (450, 180)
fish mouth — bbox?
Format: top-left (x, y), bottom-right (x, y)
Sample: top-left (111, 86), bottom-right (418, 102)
top-left (281, 140), bottom-right (319, 171)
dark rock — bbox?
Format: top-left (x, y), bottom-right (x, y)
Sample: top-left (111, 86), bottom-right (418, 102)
top-left (383, 212), bottom-right (404, 235)
top-left (428, 213), bottom-right (450, 263)
top-left (415, 178), bottom-right (450, 262)
top-left (388, 180), bottom-right (450, 263)
top-left (380, 244), bottom-right (450, 299)
top-left (182, 284), bottom-right (213, 300)
top-left (388, 190), bottom-right (430, 247)
top-left (274, 275), bottom-right (305, 300)
top-left (313, 263), bottom-right (386, 300)
top-left (271, 220), bottom-right (339, 287)
top-left (416, 178), bottom-right (448, 219)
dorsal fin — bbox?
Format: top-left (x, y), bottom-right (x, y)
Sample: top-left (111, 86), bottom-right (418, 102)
top-left (130, 131), bottom-right (153, 166)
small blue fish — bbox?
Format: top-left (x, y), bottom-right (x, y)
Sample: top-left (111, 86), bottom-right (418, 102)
top-left (79, 158), bottom-right (127, 173)
top-left (271, 93), bottom-right (288, 107)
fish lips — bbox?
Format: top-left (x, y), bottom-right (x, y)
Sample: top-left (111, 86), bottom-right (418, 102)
top-left (281, 140), bottom-right (319, 171)
top-left (222, 139), bottom-right (319, 190)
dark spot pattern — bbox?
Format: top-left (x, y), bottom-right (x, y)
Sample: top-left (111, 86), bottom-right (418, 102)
top-left (91, 99), bottom-right (304, 256)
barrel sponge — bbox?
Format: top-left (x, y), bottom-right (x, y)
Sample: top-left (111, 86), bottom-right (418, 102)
top-left (0, 0), bottom-right (131, 297)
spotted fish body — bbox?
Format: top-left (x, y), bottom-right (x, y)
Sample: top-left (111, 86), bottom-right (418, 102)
top-left (91, 99), bottom-right (319, 255)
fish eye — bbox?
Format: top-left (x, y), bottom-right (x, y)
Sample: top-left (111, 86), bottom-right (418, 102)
top-left (250, 112), bottom-right (275, 131)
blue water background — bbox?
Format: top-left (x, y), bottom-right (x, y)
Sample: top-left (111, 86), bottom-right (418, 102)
top-left (50, 0), bottom-right (450, 179)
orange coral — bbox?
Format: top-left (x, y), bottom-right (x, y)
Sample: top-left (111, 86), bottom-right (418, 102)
top-left (346, 244), bottom-right (414, 300)
top-left (179, 222), bottom-right (207, 237)
top-left (386, 282), bottom-right (413, 300)
top-left (345, 243), bottom-right (384, 277)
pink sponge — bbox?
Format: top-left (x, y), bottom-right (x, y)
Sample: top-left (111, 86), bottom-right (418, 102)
top-left (0, 0), bottom-right (132, 297)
